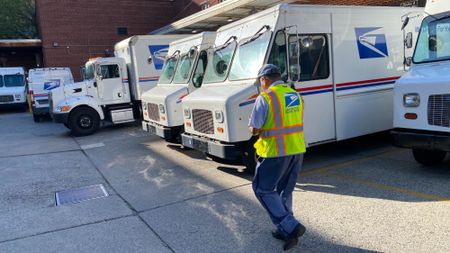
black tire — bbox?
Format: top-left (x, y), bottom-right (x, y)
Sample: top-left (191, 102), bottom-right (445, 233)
top-left (242, 143), bottom-right (257, 174)
top-left (32, 113), bottom-right (40, 122)
top-left (21, 102), bottom-right (28, 112)
top-left (68, 107), bottom-right (100, 136)
top-left (412, 149), bottom-right (447, 166)
top-left (63, 123), bottom-right (71, 129)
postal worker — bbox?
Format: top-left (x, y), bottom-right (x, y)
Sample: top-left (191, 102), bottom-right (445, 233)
top-left (248, 64), bottom-right (306, 251)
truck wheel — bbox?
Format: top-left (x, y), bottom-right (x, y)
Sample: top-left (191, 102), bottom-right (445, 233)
top-left (68, 107), bottom-right (100, 136)
top-left (32, 113), bottom-right (40, 122)
top-left (63, 123), bottom-right (71, 129)
top-left (21, 102), bottom-right (28, 112)
top-left (242, 143), bottom-right (257, 174)
top-left (412, 149), bottom-right (446, 166)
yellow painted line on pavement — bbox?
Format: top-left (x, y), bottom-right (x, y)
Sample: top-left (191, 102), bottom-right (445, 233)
top-left (300, 156), bottom-right (378, 178)
top-left (328, 173), bottom-right (450, 203)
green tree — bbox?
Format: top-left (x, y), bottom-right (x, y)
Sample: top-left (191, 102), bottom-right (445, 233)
top-left (0, 0), bottom-right (37, 39)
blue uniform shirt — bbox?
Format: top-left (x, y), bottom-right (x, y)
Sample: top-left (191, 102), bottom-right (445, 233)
top-left (248, 80), bottom-right (284, 129)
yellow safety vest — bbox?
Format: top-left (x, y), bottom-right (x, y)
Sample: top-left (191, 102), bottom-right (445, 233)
top-left (254, 83), bottom-right (306, 157)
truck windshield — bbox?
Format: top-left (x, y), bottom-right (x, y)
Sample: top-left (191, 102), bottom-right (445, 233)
top-left (4, 74), bottom-right (24, 87)
top-left (203, 41), bottom-right (237, 84)
top-left (229, 31), bottom-right (272, 81)
top-left (413, 15), bottom-right (450, 64)
top-left (0, 75), bottom-right (3, 87)
top-left (158, 56), bottom-right (178, 84)
top-left (84, 63), bottom-right (95, 80)
top-left (173, 52), bottom-right (196, 84)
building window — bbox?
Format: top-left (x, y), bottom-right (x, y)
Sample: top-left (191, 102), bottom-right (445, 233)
top-left (201, 3), bottom-right (209, 10)
top-left (117, 27), bottom-right (128, 36)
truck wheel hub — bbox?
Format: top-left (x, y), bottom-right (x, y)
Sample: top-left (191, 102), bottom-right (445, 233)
top-left (79, 116), bottom-right (92, 128)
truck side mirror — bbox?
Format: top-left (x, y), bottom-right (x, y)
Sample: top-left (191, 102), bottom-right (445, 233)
top-left (401, 16), bottom-right (410, 31)
top-left (429, 35), bottom-right (437, 52)
top-left (405, 32), bottom-right (413, 49)
top-left (404, 56), bottom-right (412, 67)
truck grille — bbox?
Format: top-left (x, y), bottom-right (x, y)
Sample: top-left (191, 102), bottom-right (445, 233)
top-left (0, 95), bottom-right (14, 103)
top-left (428, 94), bottom-right (450, 128)
top-left (192, 109), bottom-right (214, 134)
top-left (147, 103), bottom-right (160, 121)
top-left (37, 99), bottom-right (49, 105)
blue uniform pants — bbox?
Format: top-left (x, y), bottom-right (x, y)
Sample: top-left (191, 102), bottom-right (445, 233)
top-left (252, 154), bottom-right (304, 237)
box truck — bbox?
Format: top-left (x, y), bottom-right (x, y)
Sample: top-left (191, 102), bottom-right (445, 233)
top-left (141, 32), bottom-right (216, 142)
top-left (392, 0), bottom-right (450, 165)
top-left (0, 67), bottom-right (27, 111)
top-left (180, 3), bottom-right (422, 170)
top-left (49, 35), bottom-right (186, 135)
top-left (28, 68), bottom-right (74, 121)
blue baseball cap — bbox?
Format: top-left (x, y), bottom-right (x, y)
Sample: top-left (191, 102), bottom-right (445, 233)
top-left (257, 64), bottom-right (281, 78)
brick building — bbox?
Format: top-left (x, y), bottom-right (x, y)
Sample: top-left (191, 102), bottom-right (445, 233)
top-left (35, 0), bottom-right (424, 80)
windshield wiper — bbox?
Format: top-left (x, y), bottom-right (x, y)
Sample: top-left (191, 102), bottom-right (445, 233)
top-left (216, 36), bottom-right (237, 51)
top-left (241, 25), bottom-right (271, 46)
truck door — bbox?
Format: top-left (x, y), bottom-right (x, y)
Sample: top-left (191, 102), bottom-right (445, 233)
top-left (97, 64), bottom-right (124, 104)
top-left (289, 34), bottom-right (336, 145)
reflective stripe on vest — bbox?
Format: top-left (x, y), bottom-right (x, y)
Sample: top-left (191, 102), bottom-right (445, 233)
top-left (254, 83), bottom-right (306, 157)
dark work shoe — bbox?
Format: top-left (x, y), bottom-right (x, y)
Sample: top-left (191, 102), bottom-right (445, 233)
top-left (271, 229), bottom-right (286, 240)
top-left (283, 224), bottom-right (306, 251)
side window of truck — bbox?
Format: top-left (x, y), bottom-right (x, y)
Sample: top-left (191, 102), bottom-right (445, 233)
top-left (192, 50), bottom-right (208, 88)
top-left (267, 30), bottom-right (287, 79)
top-left (100, 65), bottom-right (120, 79)
top-left (297, 35), bottom-right (330, 81)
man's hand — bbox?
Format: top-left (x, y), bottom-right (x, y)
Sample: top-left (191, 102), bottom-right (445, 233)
top-left (249, 127), bottom-right (260, 136)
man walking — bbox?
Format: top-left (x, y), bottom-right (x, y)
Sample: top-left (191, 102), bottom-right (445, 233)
top-left (249, 64), bottom-right (306, 251)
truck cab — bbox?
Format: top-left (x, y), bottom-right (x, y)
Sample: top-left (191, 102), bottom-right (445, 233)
top-left (50, 57), bottom-right (134, 135)
top-left (141, 32), bottom-right (216, 142)
top-left (0, 67), bottom-right (27, 111)
top-left (392, 0), bottom-right (450, 165)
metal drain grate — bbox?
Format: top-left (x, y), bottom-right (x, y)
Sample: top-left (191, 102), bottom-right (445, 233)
top-left (55, 184), bottom-right (108, 206)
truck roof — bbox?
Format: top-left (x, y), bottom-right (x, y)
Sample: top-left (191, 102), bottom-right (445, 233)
top-left (0, 67), bottom-right (25, 75)
top-left (424, 0), bottom-right (450, 16)
top-left (114, 35), bottom-right (187, 52)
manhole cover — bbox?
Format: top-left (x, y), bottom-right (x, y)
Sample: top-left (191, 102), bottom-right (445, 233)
top-left (55, 184), bottom-right (108, 206)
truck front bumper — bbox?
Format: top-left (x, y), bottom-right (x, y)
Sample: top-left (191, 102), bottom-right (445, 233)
top-left (32, 106), bottom-right (49, 115)
top-left (391, 128), bottom-right (450, 152)
top-left (52, 112), bottom-right (69, 124)
top-left (142, 121), bottom-right (182, 141)
top-left (181, 133), bottom-right (241, 160)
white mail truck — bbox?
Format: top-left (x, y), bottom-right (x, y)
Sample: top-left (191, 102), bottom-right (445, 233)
top-left (141, 32), bottom-right (216, 142)
top-left (49, 35), bottom-right (185, 135)
top-left (180, 3), bottom-right (421, 170)
top-left (28, 67), bottom-right (74, 121)
top-left (0, 67), bottom-right (27, 111)
top-left (392, 0), bottom-right (450, 165)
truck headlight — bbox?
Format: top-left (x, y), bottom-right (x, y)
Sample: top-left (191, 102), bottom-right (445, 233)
top-left (14, 94), bottom-right (21, 99)
top-left (403, 93), bottom-right (420, 107)
top-left (184, 108), bottom-right (191, 119)
top-left (215, 110), bottom-right (224, 123)
top-left (142, 102), bottom-right (148, 111)
top-left (56, 105), bottom-right (71, 112)
top-left (159, 104), bottom-right (165, 114)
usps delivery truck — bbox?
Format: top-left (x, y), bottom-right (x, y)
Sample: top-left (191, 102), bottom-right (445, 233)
top-left (141, 32), bottom-right (216, 142)
top-left (392, 0), bottom-right (450, 165)
top-left (0, 67), bottom-right (27, 111)
top-left (180, 3), bottom-right (422, 170)
top-left (28, 68), bottom-right (74, 121)
top-left (49, 35), bottom-right (185, 136)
